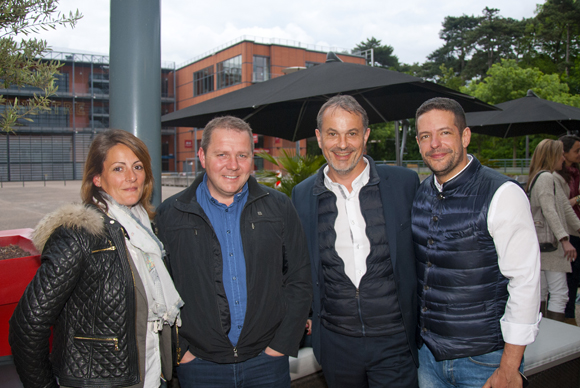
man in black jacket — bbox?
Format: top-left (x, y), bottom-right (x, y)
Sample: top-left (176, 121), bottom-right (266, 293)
top-left (292, 95), bottom-right (419, 387)
top-left (156, 116), bottom-right (312, 387)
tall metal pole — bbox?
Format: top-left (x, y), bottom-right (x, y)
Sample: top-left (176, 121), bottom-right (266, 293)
top-left (109, 0), bottom-right (162, 206)
top-left (395, 121), bottom-right (401, 166)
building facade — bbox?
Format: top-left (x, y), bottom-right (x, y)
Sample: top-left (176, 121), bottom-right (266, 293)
top-left (172, 37), bottom-right (366, 173)
top-left (0, 51), bottom-right (176, 181)
top-left (0, 37), bottom-right (366, 181)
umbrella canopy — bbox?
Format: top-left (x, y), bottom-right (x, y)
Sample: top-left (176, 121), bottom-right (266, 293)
top-left (162, 55), bottom-right (495, 141)
top-left (466, 90), bottom-right (580, 138)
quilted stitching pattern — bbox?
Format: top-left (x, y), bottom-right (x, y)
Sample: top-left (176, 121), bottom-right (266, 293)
top-left (9, 212), bottom-right (140, 387)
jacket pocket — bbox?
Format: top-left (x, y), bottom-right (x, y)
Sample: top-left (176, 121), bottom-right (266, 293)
top-left (74, 335), bottom-right (119, 351)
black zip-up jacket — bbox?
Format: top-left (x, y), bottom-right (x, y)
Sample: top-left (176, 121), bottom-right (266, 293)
top-left (9, 204), bottom-right (141, 388)
top-left (155, 175), bottom-right (312, 364)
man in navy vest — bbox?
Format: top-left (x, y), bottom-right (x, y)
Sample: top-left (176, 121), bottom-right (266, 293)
top-left (292, 95), bottom-right (419, 387)
top-left (412, 97), bottom-right (541, 388)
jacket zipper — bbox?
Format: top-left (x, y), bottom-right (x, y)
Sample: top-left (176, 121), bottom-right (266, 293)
top-left (124, 245), bottom-right (140, 373)
top-left (74, 336), bottom-right (119, 351)
top-left (233, 346), bottom-right (238, 358)
top-left (176, 325), bottom-right (182, 366)
top-left (356, 288), bottom-right (366, 336)
top-left (92, 239), bottom-right (117, 254)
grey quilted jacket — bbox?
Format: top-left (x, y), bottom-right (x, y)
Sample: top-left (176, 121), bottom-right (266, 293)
top-left (9, 204), bottom-right (141, 388)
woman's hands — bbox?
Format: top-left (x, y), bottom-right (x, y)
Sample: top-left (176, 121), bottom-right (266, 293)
top-left (562, 238), bottom-right (577, 262)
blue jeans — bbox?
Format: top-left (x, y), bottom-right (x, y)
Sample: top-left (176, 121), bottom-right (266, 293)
top-left (176, 351), bottom-right (290, 388)
top-left (418, 345), bottom-right (523, 388)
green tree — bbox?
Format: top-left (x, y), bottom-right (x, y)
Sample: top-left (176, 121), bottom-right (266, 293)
top-left (533, 0), bottom-right (580, 76)
top-left (462, 58), bottom-right (580, 106)
top-left (461, 59), bottom-right (579, 161)
top-left (0, 0), bottom-right (82, 132)
top-left (436, 64), bottom-right (463, 91)
top-left (423, 14), bottom-right (482, 78)
top-left (353, 37), bottom-right (400, 70)
top-left (365, 121), bottom-right (421, 162)
top-left (463, 8), bottom-right (527, 79)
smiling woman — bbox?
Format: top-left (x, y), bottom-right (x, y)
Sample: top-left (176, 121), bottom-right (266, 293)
top-left (9, 129), bottom-right (183, 388)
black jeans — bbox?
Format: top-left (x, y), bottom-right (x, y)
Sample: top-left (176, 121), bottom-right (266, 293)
top-left (319, 326), bottom-right (417, 388)
top-left (566, 236), bottom-right (580, 318)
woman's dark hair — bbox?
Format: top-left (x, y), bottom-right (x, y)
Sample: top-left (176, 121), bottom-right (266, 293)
top-left (81, 129), bottom-right (155, 218)
top-left (557, 135), bottom-right (580, 183)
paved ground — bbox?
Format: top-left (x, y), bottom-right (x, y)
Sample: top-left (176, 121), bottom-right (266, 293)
top-left (0, 181), bottom-right (185, 231)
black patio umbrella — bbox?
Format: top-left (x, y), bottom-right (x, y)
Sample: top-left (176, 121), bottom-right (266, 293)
top-left (466, 90), bottom-right (580, 138)
top-left (162, 54), bottom-right (495, 142)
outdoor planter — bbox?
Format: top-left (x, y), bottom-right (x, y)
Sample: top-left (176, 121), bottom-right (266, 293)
top-left (0, 229), bottom-right (40, 358)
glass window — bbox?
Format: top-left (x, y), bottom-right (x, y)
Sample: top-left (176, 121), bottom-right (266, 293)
top-left (253, 56), bottom-right (270, 82)
top-left (216, 55), bottom-right (242, 89)
top-left (193, 65), bottom-right (214, 96)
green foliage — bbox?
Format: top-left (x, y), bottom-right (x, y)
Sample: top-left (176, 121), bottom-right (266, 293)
top-left (461, 59), bottom-right (576, 160)
top-left (461, 58), bottom-right (580, 106)
top-left (0, 0), bottom-right (82, 132)
top-left (255, 150), bottom-right (326, 197)
top-left (366, 121), bottom-right (421, 162)
top-left (533, 0), bottom-right (580, 75)
top-left (353, 37), bottom-right (400, 70)
top-left (436, 64), bottom-right (463, 91)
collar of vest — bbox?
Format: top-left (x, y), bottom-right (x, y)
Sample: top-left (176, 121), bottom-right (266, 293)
top-left (433, 156), bottom-right (482, 194)
top-left (313, 155), bottom-right (380, 196)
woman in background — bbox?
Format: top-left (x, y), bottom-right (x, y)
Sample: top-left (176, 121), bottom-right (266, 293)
top-left (527, 139), bottom-right (580, 322)
top-left (9, 129), bottom-right (183, 388)
top-left (556, 135), bottom-right (580, 325)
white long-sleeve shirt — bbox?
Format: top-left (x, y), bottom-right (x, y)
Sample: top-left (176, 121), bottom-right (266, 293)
top-left (323, 159), bottom-right (371, 288)
top-left (434, 155), bottom-right (542, 346)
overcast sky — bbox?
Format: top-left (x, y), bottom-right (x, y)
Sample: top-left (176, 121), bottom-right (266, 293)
top-left (36, 0), bottom-right (542, 68)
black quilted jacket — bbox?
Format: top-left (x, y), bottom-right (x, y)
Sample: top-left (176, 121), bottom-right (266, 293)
top-left (9, 204), bottom-right (140, 388)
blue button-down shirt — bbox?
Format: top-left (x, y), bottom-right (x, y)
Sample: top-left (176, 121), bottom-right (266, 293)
top-left (197, 175), bottom-right (249, 346)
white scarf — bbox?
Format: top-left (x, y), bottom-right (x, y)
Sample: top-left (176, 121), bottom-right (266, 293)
top-left (102, 195), bottom-right (183, 330)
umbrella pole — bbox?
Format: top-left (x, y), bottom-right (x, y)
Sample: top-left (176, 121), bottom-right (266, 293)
top-left (291, 100), bottom-right (309, 142)
top-left (400, 120), bottom-right (409, 163)
top-left (395, 121), bottom-right (400, 166)
top-left (361, 95), bottom-right (402, 166)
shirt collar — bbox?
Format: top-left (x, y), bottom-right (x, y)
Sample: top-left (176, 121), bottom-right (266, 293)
top-left (323, 158), bottom-right (370, 194)
top-left (434, 154), bottom-right (473, 192)
top-left (199, 173), bottom-right (249, 208)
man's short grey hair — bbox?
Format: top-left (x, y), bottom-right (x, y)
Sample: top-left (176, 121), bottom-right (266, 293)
top-left (201, 116), bottom-right (254, 152)
top-left (317, 95), bottom-right (369, 129)
top-left (415, 97), bottom-right (467, 133)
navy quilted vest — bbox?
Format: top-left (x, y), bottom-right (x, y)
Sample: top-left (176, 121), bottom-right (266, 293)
top-left (318, 181), bottom-right (403, 337)
top-left (412, 157), bottom-right (512, 361)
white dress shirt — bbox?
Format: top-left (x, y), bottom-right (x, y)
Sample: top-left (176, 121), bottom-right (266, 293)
top-left (434, 155), bottom-right (542, 346)
top-left (323, 159), bottom-right (371, 288)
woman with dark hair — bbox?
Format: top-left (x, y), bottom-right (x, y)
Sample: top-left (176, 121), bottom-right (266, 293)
top-left (528, 139), bottom-right (580, 322)
top-left (9, 129), bottom-right (183, 388)
top-left (557, 135), bottom-right (580, 325)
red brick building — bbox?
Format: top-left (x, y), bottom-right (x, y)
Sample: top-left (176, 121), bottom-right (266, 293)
top-left (166, 37), bottom-right (366, 173)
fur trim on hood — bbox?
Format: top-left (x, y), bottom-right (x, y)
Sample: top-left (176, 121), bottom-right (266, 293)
top-left (32, 203), bottom-right (105, 252)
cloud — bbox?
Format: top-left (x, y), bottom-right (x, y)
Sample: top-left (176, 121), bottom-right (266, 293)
top-left (29, 0), bottom-right (540, 67)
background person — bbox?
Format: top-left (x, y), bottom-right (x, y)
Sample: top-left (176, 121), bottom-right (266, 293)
top-left (528, 139), bottom-right (580, 322)
top-left (155, 116), bottom-right (311, 388)
top-left (413, 97), bottom-right (541, 388)
top-left (292, 95), bottom-right (420, 388)
top-left (556, 135), bottom-right (580, 325)
top-left (9, 129), bottom-right (183, 388)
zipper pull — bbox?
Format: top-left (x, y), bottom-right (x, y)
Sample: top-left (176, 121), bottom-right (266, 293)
top-left (355, 288), bottom-right (360, 298)
top-left (233, 347), bottom-right (238, 358)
